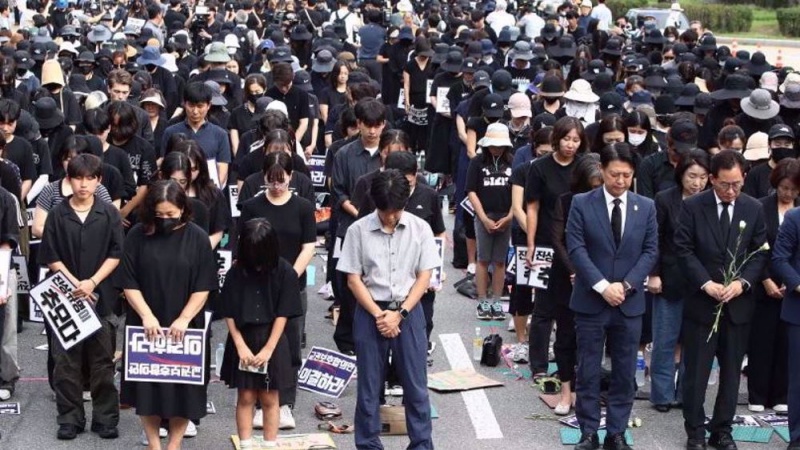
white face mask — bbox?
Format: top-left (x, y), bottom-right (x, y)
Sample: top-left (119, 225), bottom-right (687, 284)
top-left (628, 133), bottom-right (647, 147)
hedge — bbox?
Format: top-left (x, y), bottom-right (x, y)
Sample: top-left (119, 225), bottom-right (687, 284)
top-left (683, 5), bottom-right (753, 33)
top-left (606, 0), bottom-right (650, 21)
top-left (777, 7), bottom-right (800, 36)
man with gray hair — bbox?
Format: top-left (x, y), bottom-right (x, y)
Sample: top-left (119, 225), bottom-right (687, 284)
top-left (485, 0), bottom-right (514, 35)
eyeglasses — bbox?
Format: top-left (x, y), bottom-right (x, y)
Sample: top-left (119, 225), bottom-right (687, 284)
top-left (716, 181), bottom-right (743, 192)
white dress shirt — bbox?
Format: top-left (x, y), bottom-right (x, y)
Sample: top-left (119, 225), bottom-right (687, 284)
top-left (592, 187), bottom-right (629, 294)
top-left (714, 192), bottom-right (736, 220)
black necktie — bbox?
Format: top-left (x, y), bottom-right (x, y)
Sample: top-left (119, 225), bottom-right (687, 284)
top-left (611, 198), bottom-right (622, 246)
top-left (720, 202), bottom-right (731, 240)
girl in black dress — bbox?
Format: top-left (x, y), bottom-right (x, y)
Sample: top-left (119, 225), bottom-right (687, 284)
top-left (220, 218), bottom-right (302, 449)
top-left (118, 180), bottom-right (218, 450)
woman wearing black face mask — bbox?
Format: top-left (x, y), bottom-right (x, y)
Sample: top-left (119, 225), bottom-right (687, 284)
top-left (118, 179), bottom-right (218, 450)
top-left (228, 74), bottom-right (267, 158)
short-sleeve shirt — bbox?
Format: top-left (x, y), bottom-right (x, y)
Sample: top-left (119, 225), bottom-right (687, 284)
top-left (161, 121), bottom-right (232, 164)
top-left (525, 152), bottom-right (577, 245)
top-left (36, 179), bottom-right (113, 211)
top-left (337, 211), bottom-right (440, 303)
top-left (4, 137), bottom-right (36, 182)
top-left (466, 156), bottom-right (513, 217)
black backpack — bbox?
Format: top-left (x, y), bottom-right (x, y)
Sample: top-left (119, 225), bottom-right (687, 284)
top-left (480, 334), bottom-right (503, 367)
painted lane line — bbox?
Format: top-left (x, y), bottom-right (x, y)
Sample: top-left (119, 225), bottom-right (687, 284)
top-left (438, 333), bottom-right (503, 440)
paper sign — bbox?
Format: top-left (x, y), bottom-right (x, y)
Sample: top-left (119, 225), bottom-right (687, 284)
top-left (207, 159), bottom-right (220, 188)
top-left (505, 246), bottom-right (516, 276)
top-left (12, 255), bottom-right (30, 294)
top-left (124, 326), bottom-right (207, 386)
top-left (231, 433), bottom-right (336, 450)
top-left (528, 246), bottom-right (554, 289)
top-left (206, 401), bottom-right (216, 414)
top-left (26, 208), bottom-right (40, 245)
top-left (30, 271), bottom-right (103, 350)
top-left (297, 346), bottom-right (357, 398)
top-left (430, 237), bottom-right (445, 289)
top-left (0, 248), bottom-right (10, 298)
top-left (216, 250), bottom-right (232, 289)
top-left (755, 414), bottom-right (788, 427)
top-left (427, 369), bottom-right (504, 392)
top-left (435, 87), bottom-right (451, 114)
top-left (26, 175), bottom-right (49, 204)
top-left (29, 267), bottom-right (48, 322)
top-left (460, 197), bottom-right (475, 217)
top-left (228, 185), bottom-right (240, 218)
top-left (126, 17), bottom-right (145, 33)
top-left (515, 247), bottom-right (531, 286)
top-left (560, 412), bottom-right (606, 429)
top-left (332, 236), bottom-right (343, 259)
top-left (397, 88), bottom-right (405, 109)
top-left (307, 155), bottom-right (326, 188)
top-left (0, 402), bottom-right (20, 414)
top-left (426, 79), bottom-right (433, 101)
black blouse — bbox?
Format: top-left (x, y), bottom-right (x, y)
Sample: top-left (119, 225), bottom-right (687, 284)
top-left (219, 259), bottom-right (303, 329)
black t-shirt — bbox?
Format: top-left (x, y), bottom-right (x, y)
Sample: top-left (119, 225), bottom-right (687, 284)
top-left (466, 155), bottom-right (513, 217)
top-left (228, 104), bottom-right (257, 134)
top-left (510, 159), bottom-right (534, 243)
top-left (238, 150), bottom-right (310, 182)
top-left (0, 159), bottom-right (21, 199)
top-left (219, 259), bottom-right (303, 328)
top-left (118, 135), bottom-right (157, 187)
top-left (102, 163), bottom-right (126, 201)
top-left (320, 88), bottom-right (347, 110)
top-left (743, 161), bottom-right (773, 200)
top-left (102, 143), bottom-right (137, 200)
top-left (239, 194), bottom-right (316, 284)
top-left (264, 85), bottom-right (310, 130)
top-left (466, 116), bottom-right (492, 142)
top-left (4, 137), bottom-right (36, 182)
top-left (31, 138), bottom-right (53, 178)
top-left (238, 171), bottom-right (316, 207)
top-left (525, 152), bottom-right (577, 245)
top-left (404, 58), bottom-right (435, 107)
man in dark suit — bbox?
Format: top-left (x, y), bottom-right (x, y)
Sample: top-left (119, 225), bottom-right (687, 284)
top-left (566, 143), bottom-right (659, 450)
top-left (675, 150), bottom-right (768, 450)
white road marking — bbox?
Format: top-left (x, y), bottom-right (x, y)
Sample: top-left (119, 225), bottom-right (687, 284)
top-left (438, 333), bottom-right (504, 440)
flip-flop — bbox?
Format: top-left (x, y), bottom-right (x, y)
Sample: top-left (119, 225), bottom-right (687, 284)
top-left (317, 421), bottom-right (353, 434)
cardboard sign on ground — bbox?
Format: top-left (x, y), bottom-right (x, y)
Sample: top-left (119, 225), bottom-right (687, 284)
top-left (230, 433), bottom-right (336, 449)
top-left (427, 369), bottom-right (503, 392)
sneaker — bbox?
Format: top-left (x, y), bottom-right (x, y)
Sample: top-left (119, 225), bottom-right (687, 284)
top-left (388, 385), bottom-right (404, 396)
top-left (91, 423), bottom-right (119, 439)
top-left (512, 343), bottom-right (529, 364)
top-left (490, 302), bottom-right (505, 320)
top-left (140, 430), bottom-right (149, 446)
top-left (82, 391), bottom-right (91, 402)
top-left (427, 342), bottom-right (436, 356)
top-left (774, 404), bottom-right (789, 413)
top-left (507, 318), bottom-right (515, 332)
top-left (477, 301), bottom-right (492, 320)
top-left (183, 421), bottom-right (197, 438)
top-left (279, 405), bottom-right (296, 430)
top-left (253, 408), bottom-right (264, 429)
top-left (0, 388), bottom-right (10, 401)
top-left (57, 424), bottom-right (83, 440)
top-left (748, 404), bottom-right (765, 412)
top-left (159, 427), bottom-right (168, 438)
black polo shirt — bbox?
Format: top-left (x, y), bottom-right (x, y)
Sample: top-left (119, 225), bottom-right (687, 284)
top-left (38, 197), bottom-right (125, 316)
top-left (264, 85), bottom-right (311, 131)
top-left (637, 151), bottom-right (676, 199)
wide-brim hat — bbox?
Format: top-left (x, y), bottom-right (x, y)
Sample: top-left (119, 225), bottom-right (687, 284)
top-left (547, 36), bottom-right (576, 60)
top-left (171, 33), bottom-right (191, 51)
top-left (780, 72), bottom-right (800, 93)
top-left (477, 122), bottom-right (513, 147)
top-left (431, 43), bottom-right (449, 64)
top-left (312, 49), bottom-right (336, 73)
top-left (780, 84), bottom-right (800, 108)
top-left (58, 41), bottom-right (79, 57)
top-left (205, 42), bottom-right (232, 63)
top-left (741, 89), bottom-right (780, 120)
top-left (137, 46), bottom-right (166, 67)
top-left (33, 97), bottom-right (64, 129)
top-left (710, 75), bottom-right (753, 100)
top-left (68, 73), bottom-right (91, 96)
top-left (744, 52), bottom-right (772, 77)
top-left (601, 38), bottom-right (623, 56)
top-left (140, 92), bottom-right (166, 109)
top-left (290, 24), bottom-right (313, 41)
top-left (33, 28), bottom-right (52, 44)
top-left (511, 42), bottom-right (534, 61)
top-left (564, 79), bottom-right (600, 103)
top-left (441, 51), bottom-right (464, 73)
top-left (88, 25), bottom-right (112, 43)
top-left (675, 83), bottom-right (701, 107)
top-left (160, 53), bottom-right (179, 73)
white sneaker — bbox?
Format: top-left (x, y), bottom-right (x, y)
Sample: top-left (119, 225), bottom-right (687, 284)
top-left (774, 404), bottom-right (789, 413)
top-left (183, 421), bottom-right (197, 437)
top-left (82, 391), bottom-right (91, 402)
top-left (748, 404), bottom-right (765, 412)
top-left (279, 405), bottom-right (296, 430)
top-left (159, 427), bottom-right (167, 438)
top-left (253, 408), bottom-right (264, 429)
top-left (0, 388), bottom-right (11, 400)
top-left (388, 385), bottom-right (404, 396)
top-left (512, 343), bottom-right (529, 364)
top-left (507, 318), bottom-right (515, 332)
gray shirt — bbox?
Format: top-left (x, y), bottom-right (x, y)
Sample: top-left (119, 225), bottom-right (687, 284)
top-left (331, 138), bottom-right (382, 237)
top-left (337, 210), bottom-right (440, 303)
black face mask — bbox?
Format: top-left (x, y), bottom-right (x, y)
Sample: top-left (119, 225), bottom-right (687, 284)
top-left (79, 65), bottom-right (94, 75)
top-left (154, 217), bottom-right (180, 234)
top-left (544, 97), bottom-right (559, 105)
top-left (16, 68), bottom-right (26, 78)
top-left (246, 92), bottom-right (262, 104)
top-left (772, 147), bottom-right (797, 163)
top-left (145, 64), bottom-right (157, 72)
top-left (0, 85), bottom-right (12, 97)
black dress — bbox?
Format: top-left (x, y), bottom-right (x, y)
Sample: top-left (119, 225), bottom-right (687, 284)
top-left (219, 260), bottom-right (303, 390)
top-left (117, 222), bottom-right (218, 420)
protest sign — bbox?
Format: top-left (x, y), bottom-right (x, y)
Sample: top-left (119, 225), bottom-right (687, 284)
top-left (427, 369), bottom-right (504, 392)
top-left (229, 185), bottom-right (240, 218)
top-left (528, 246), bottom-right (554, 289)
top-left (298, 346), bottom-right (357, 398)
top-left (216, 250), bottom-right (233, 289)
top-left (307, 155), bottom-right (326, 188)
top-left (459, 197), bottom-right (475, 217)
top-left (29, 267), bottom-right (49, 323)
top-left (124, 326), bottom-right (206, 385)
top-left (435, 87), bottom-right (450, 114)
top-left (506, 246), bottom-right (516, 276)
top-left (0, 402), bottom-right (20, 414)
top-left (30, 271), bottom-right (102, 350)
top-left (12, 255), bottom-right (30, 294)
top-left (430, 237), bottom-right (445, 289)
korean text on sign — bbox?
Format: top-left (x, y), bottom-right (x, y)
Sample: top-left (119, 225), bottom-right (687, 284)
top-left (124, 326), bottom-right (206, 386)
top-left (297, 346), bottom-right (357, 398)
top-left (30, 271), bottom-right (103, 350)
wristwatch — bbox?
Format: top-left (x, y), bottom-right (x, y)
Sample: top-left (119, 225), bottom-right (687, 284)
top-left (399, 308), bottom-right (409, 320)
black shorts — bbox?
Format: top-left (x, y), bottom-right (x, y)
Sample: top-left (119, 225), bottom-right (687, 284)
top-left (509, 283), bottom-right (533, 316)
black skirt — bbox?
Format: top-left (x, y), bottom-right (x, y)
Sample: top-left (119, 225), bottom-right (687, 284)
top-left (220, 323), bottom-right (295, 391)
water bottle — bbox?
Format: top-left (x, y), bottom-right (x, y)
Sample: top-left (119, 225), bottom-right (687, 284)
top-left (635, 351), bottom-right (646, 387)
top-left (418, 151), bottom-right (426, 173)
top-left (441, 195), bottom-right (450, 214)
top-left (215, 343), bottom-right (225, 377)
top-left (472, 327), bottom-right (483, 362)
top-left (708, 357), bottom-right (719, 385)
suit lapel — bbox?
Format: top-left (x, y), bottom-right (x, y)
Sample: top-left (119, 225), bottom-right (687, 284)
top-left (591, 188), bottom-right (616, 249)
top-left (619, 193), bottom-right (638, 251)
top-left (702, 191), bottom-right (725, 250)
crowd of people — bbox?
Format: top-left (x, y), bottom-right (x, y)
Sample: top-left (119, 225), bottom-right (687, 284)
top-left (0, 0), bottom-right (799, 449)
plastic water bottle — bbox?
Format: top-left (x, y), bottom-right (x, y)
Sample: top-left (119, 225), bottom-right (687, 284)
top-left (215, 343), bottom-right (224, 377)
top-left (472, 327), bottom-right (483, 361)
top-left (441, 195), bottom-right (450, 214)
top-left (708, 357), bottom-right (719, 385)
top-left (635, 351), bottom-right (646, 387)
top-left (418, 151), bottom-right (426, 173)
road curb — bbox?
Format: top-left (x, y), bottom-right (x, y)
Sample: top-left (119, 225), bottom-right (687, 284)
top-left (716, 36), bottom-right (800, 49)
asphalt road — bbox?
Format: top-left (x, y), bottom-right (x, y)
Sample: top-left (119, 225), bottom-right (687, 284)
top-left (0, 213), bottom-right (790, 450)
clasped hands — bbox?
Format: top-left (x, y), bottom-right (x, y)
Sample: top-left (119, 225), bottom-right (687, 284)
top-left (375, 310), bottom-right (402, 338)
top-left (602, 282), bottom-right (627, 306)
top-left (703, 280), bottom-right (744, 303)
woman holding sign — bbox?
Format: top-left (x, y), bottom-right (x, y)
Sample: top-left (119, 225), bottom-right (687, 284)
top-left (118, 180), bottom-right (218, 450)
top-left (219, 218), bottom-right (302, 449)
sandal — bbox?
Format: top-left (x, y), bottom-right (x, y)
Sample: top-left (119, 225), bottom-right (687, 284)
top-left (317, 421), bottom-right (353, 434)
top-left (314, 401), bottom-right (342, 420)
top-left (533, 376), bottom-right (562, 394)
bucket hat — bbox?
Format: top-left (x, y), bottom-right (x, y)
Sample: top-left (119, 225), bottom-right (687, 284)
top-left (741, 88), bottom-right (780, 120)
top-left (204, 80), bottom-right (228, 106)
top-left (33, 97), bottom-right (64, 129)
top-left (137, 46), bottom-right (166, 67)
top-left (441, 51), bottom-right (465, 73)
top-left (710, 74), bottom-right (752, 101)
top-left (478, 122), bottom-right (513, 147)
top-left (205, 42), bottom-right (232, 63)
top-left (564, 79), bottom-right (600, 103)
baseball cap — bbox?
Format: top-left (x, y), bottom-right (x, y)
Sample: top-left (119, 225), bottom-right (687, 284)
top-left (474, 70), bottom-right (491, 89)
top-left (668, 120), bottom-right (698, 151)
top-left (599, 92), bottom-right (623, 115)
top-left (508, 93), bottom-right (531, 118)
top-left (768, 123), bottom-right (795, 141)
top-left (482, 93), bottom-right (505, 118)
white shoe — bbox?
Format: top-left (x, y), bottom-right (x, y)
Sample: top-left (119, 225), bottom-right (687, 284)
top-left (512, 343), bottom-right (529, 364)
top-left (159, 427), bottom-right (168, 438)
top-left (774, 404), bottom-right (789, 413)
top-left (388, 385), bottom-right (404, 396)
top-left (748, 404), bottom-right (765, 412)
top-left (0, 388), bottom-right (11, 400)
top-left (183, 421), bottom-right (197, 437)
top-left (279, 405), bottom-right (296, 430)
top-left (82, 391), bottom-right (91, 402)
top-left (554, 403), bottom-right (571, 416)
top-left (507, 318), bottom-right (515, 332)
top-left (253, 408), bottom-right (264, 429)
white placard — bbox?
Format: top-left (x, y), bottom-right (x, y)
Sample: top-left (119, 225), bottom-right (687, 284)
top-left (435, 87), bottom-right (451, 114)
top-left (228, 185), bottom-right (240, 218)
top-left (29, 267), bottom-right (49, 322)
top-left (505, 245), bottom-right (516, 276)
top-left (207, 159), bottom-right (220, 188)
top-left (515, 247), bottom-right (531, 286)
top-left (26, 175), bottom-right (49, 204)
top-left (332, 236), bottom-right (343, 259)
top-left (0, 248), bottom-right (10, 298)
top-left (426, 79), bottom-right (433, 101)
top-left (430, 237), bottom-right (445, 289)
top-left (30, 271), bottom-right (103, 350)
top-left (11, 255), bottom-right (29, 294)
top-left (528, 246), bottom-right (554, 289)
top-left (26, 207), bottom-right (41, 245)
top-left (397, 88), bottom-right (405, 109)
top-left (459, 197), bottom-right (475, 217)
top-left (216, 250), bottom-right (232, 288)
top-left (126, 17), bottom-right (145, 33)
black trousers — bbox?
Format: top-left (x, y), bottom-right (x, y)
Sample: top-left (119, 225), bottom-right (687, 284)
top-left (554, 301), bottom-right (577, 383)
top-left (747, 299), bottom-right (788, 407)
top-left (333, 268), bottom-right (356, 354)
top-left (681, 317), bottom-right (749, 439)
top-left (50, 317), bottom-right (119, 428)
top-left (529, 288), bottom-right (557, 375)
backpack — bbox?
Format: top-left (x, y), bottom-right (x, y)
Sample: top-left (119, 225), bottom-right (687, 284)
top-left (480, 333), bottom-right (503, 367)
top-left (332, 10), bottom-right (350, 29)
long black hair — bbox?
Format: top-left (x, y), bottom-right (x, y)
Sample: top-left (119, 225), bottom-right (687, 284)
top-left (171, 140), bottom-right (221, 206)
top-left (140, 180), bottom-right (193, 235)
top-left (237, 218), bottom-right (280, 275)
